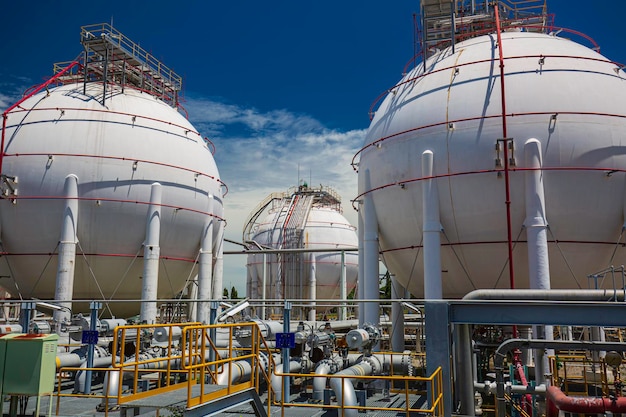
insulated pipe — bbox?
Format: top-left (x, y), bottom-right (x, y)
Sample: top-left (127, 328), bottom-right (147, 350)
top-left (523, 139), bottom-right (550, 290)
top-left (187, 276), bottom-right (198, 322)
top-left (546, 385), bottom-right (626, 417)
top-left (261, 253), bottom-right (267, 319)
top-left (474, 381), bottom-right (546, 395)
top-left (328, 354), bottom-right (405, 417)
top-left (74, 353), bottom-right (116, 393)
top-left (361, 169), bottom-right (380, 329)
top-left (196, 195), bottom-right (214, 324)
top-left (308, 253), bottom-right (316, 322)
top-left (54, 174), bottom-right (79, 327)
top-left (390, 275), bottom-right (405, 353)
top-left (140, 182), bottom-right (162, 324)
top-left (212, 217), bottom-right (225, 301)
top-left (329, 361), bottom-right (374, 417)
top-left (101, 368), bottom-right (121, 409)
top-left (422, 150), bottom-right (442, 299)
top-left (56, 352), bottom-right (83, 369)
top-left (313, 356), bottom-right (344, 400)
top-left (272, 360), bottom-right (302, 401)
top-left (463, 288), bottom-right (626, 301)
top-left (216, 360), bottom-right (253, 385)
top-left (524, 138), bottom-right (552, 384)
top-left (216, 353), bottom-right (280, 385)
top-left (357, 200), bottom-right (364, 326)
top-left (339, 251), bottom-right (347, 321)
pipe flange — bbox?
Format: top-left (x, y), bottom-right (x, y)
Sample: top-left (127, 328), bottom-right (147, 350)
top-left (361, 355), bottom-right (382, 374)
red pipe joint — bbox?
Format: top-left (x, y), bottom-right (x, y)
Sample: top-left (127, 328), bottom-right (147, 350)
top-left (546, 385), bottom-right (626, 417)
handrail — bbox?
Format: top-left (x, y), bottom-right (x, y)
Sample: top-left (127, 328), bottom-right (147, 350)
top-left (271, 365), bottom-right (444, 416)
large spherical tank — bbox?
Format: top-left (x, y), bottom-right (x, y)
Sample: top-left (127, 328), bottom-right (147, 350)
top-left (0, 83), bottom-right (224, 311)
top-left (358, 31), bottom-right (626, 298)
top-left (247, 206), bottom-right (358, 300)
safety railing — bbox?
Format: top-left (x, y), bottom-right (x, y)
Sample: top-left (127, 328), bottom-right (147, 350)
top-left (550, 354), bottom-right (612, 397)
top-left (55, 365), bottom-right (116, 416)
top-left (180, 321), bottom-right (276, 412)
top-left (271, 363), bottom-right (444, 417)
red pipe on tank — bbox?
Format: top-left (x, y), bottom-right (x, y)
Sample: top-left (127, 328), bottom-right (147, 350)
top-left (546, 386), bottom-right (626, 417)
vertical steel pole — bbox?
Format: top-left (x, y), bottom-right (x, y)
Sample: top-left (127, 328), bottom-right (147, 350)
top-left (282, 301), bottom-right (291, 403)
top-left (84, 301), bottom-right (102, 394)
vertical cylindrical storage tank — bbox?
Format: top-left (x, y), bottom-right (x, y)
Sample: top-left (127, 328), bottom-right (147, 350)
top-left (245, 186), bottom-right (358, 313)
top-left (356, 13), bottom-right (626, 298)
top-left (0, 24), bottom-right (225, 316)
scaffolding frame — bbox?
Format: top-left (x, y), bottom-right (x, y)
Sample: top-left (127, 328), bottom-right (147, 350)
top-left (419, 0), bottom-right (549, 68)
top-left (52, 23), bottom-right (182, 108)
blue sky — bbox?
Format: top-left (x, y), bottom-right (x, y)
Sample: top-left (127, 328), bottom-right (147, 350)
top-left (1, 1), bottom-right (624, 293)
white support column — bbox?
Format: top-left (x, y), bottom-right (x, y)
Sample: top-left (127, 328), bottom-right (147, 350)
top-left (261, 253), bottom-right (267, 320)
top-left (391, 275), bottom-right (405, 352)
top-left (357, 203), bottom-right (365, 326)
top-left (422, 150), bottom-right (442, 299)
top-left (212, 217), bottom-right (225, 301)
top-left (524, 138), bottom-right (552, 384)
top-left (140, 183), bottom-right (162, 324)
top-left (248, 260), bottom-right (258, 317)
top-left (339, 251), bottom-right (347, 321)
top-left (54, 174), bottom-right (79, 328)
top-left (362, 169), bottom-right (380, 328)
top-left (196, 195), bottom-right (214, 324)
top-left (308, 253), bottom-right (317, 322)
top-left (187, 277), bottom-right (198, 323)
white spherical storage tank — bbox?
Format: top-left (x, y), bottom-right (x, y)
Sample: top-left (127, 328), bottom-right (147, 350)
top-left (0, 81), bottom-right (224, 314)
top-left (357, 28), bottom-right (626, 299)
top-left (245, 187), bottom-right (357, 316)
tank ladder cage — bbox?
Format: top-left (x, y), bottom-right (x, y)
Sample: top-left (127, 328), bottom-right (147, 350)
top-left (419, 0), bottom-right (549, 69)
top-left (52, 23), bottom-right (182, 108)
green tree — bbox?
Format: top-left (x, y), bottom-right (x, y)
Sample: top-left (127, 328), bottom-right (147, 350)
top-left (223, 288), bottom-right (229, 298)
top-left (230, 286), bottom-right (239, 299)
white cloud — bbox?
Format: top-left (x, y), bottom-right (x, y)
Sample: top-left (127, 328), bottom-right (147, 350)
top-left (185, 96), bottom-right (366, 291)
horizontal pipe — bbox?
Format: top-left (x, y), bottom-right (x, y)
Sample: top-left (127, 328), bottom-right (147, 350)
top-left (546, 385), bottom-right (626, 417)
top-left (464, 289), bottom-right (626, 301)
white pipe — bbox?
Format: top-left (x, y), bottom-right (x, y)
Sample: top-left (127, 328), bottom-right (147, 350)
top-left (216, 360), bottom-right (252, 385)
top-left (101, 368), bottom-right (121, 408)
top-left (308, 253), bottom-right (316, 322)
top-left (422, 150), bottom-right (442, 299)
top-left (313, 356), bottom-right (344, 400)
top-left (524, 139), bottom-right (550, 290)
top-left (187, 276), bottom-right (198, 322)
top-left (339, 251), bottom-right (347, 321)
top-left (261, 253), bottom-right (267, 320)
top-left (390, 275), bottom-right (405, 352)
top-left (362, 169), bottom-right (380, 328)
top-left (140, 183), bottom-right (162, 324)
top-left (54, 174), bottom-right (79, 327)
top-left (57, 352), bottom-right (83, 368)
top-left (475, 381), bottom-right (546, 395)
top-left (197, 195), bottom-right (214, 324)
top-left (212, 217), bottom-right (225, 301)
top-left (524, 138), bottom-right (552, 383)
top-left (329, 361), bottom-right (374, 417)
top-left (272, 360), bottom-right (302, 400)
top-left (327, 354), bottom-right (407, 417)
top-left (74, 354), bottom-right (116, 393)
top-left (357, 198), bottom-right (364, 326)
top-left (217, 353), bottom-right (281, 385)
